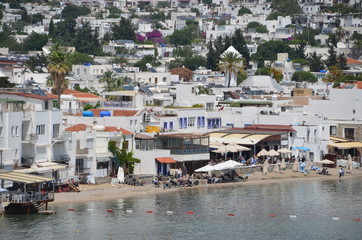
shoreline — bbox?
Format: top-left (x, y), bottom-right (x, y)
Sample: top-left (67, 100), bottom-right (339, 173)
top-left (50, 168), bottom-right (362, 205)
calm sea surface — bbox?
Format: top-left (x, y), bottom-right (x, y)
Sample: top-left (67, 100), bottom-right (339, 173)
top-left (1, 177), bottom-right (362, 240)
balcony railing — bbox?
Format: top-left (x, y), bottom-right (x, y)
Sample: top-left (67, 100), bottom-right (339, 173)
top-left (22, 134), bottom-right (38, 141)
top-left (103, 101), bottom-right (133, 108)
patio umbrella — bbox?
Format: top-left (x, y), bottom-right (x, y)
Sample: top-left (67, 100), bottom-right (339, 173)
top-left (257, 149), bottom-right (269, 157)
top-left (292, 158), bottom-right (299, 172)
top-left (263, 159), bottom-right (269, 175)
top-left (281, 158), bottom-right (286, 169)
top-left (210, 141), bottom-right (223, 146)
top-left (268, 149), bottom-right (280, 157)
top-left (321, 159), bottom-right (334, 164)
top-left (347, 154), bottom-right (353, 170)
top-left (273, 160), bottom-right (280, 173)
top-left (195, 164), bottom-right (215, 172)
top-left (212, 160), bottom-right (242, 171)
top-left (277, 148), bottom-right (292, 154)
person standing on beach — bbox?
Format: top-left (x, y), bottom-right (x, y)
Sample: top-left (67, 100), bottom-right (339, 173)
top-left (339, 167), bottom-right (343, 178)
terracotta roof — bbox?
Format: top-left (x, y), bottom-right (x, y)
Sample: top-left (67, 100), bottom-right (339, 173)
top-left (65, 123), bottom-right (88, 132)
top-left (155, 157), bottom-right (177, 164)
top-left (357, 81), bottom-right (362, 89)
top-left (71, 92), bottom-right (102, 98)
top-left (63, 89), bottom-right (80, 94)
top-left (135, 133), bottom-right (155, 139)
top-left (346, 58), bottom-right (362, 65)
top-left (103, 126), bottom-right (133, 135)
top-left (231, 124), bottom-right (296, 133)
top-left (45, 93), bottom-right (58, 99)
top-left (113, 110), bottom-right (138, 117)
top-left (119, 128), bottom-right (133, 135)
top-left (0, 92), bottom-right (53, 100)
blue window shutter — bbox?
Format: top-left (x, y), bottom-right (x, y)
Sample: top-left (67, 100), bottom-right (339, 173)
top-left (170, 122), bottom-right (173, 130)
top-left (164, 122), bottom-right (168, 129)
top-left (201, 117), bottom-right (205, 127)
top-left (207, 119), bottom-right (211, 129)
top-left (183, 117), bottom-right (187, 129)
top-left (179, 118), bottom-right (183, 129)
top-left (197, 117), bottom-right (200, 127)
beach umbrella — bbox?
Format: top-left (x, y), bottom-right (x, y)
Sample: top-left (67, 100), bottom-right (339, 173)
top-left (212, 160), bottom-right (242, 171)
top-left (273, 160), bottom-right (280, 173)
top-left (277, 148), bottom-right (292, 153)
top-left (257, 149), bottom-right (268, 157)
top-left (268, 149), bottom-right (280, 157)
top-left (347, 154), bottom-right (353, 170)
top-left (321, 159), bottom-right (334, 164)
top-left (281, 158), bottom-right (286, 169)
top-left (195, 164), bottom-right (215, 172)
top-left (263, 159), bottom-right (269, 175)
top-left (292, 158), bottom-right (299, 172)
top-left (210, 141), bottom-right (223, 146)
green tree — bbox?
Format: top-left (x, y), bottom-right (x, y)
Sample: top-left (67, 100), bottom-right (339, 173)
top-left (108, 138), bottom-right (140, 175)
top-left (23, 32), bottom-right (48, 51)
top-left (111, 17), bottom-right (136, 41)
top-left (350, 33), bottom-right (362, 59)
top-left (247, 22), bottom-right (268, 33)
top-left (48, 19), bottom-right (55, 38)
top-left (68, 51), bottom-right (95, 65)
top-left (323, 66), bottom-right (343, 83)
top-left (168, 25), bottom-right (198, 46)
top-left (0, 76), bottom-right (15, 88)
top-left (134, 55), bottom-right (161, 71)
top-left (255, 67), bottom-right (283, 82)
top-left (325, 44), bottom-right (338, 68)
top-left (99, 70), bottom-right (126, 92)
top-left (337, 53), bottom-right (348, 70)
top-left (238, 7), bottom-right (252, 15)
top-left (293, 41), bottom-right (306, 60)
top-left (218, 52), bottom-right (244, 87)
top-left (307, 52), bottom-right (324, 72)
top-left (270, 0), bottom-right (302, 16)
top-left (232, 29), bottom-right (250, 69)
top-left (294, 28), bottom-right (320, 46)
top-left (61, 5), bottom-right (91, 19)
top-left (251, 40), bottom-right (292, 67)
top-left (26, 53), bottom-right (48, 72)
top-left (47, 44), bottom-right (71, 108)
top-left (54, 18), bottom-right (77, 45)
top-left (206, 40), bottom-right (218, 70)
top-left (292, 71), bottom-right (317, 83)
top-left (74, 21), bottom-right (102, 55)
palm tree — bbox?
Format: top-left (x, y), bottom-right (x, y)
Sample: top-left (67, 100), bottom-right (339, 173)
top-left (99, 70), bottom-right (125, 92)
top-left (47, 44), bottom-right (71, 108)
top-left (218, 51), bottom-right (244, 87)
top-left (108, 138), bottom-right (140, 175)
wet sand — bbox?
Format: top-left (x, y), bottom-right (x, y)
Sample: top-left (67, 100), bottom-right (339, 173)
top-left (50, 167), bottom-right (362, 205)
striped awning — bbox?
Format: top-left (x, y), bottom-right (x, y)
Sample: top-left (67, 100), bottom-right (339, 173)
top-left (156, 157), bottom-right (177, 164)
top-left (328, 142), bottom-right (362, 149)
top-left (329, 136), bottom-right (350, 142)
top-left (37, 162), bottom-right (67, 171)
top-left (0, 171), bottom-right (54, 184)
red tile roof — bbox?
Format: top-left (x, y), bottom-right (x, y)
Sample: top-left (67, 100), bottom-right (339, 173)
top-left (0, 92), bottom-right (54, 100)
top-left (113, 110), bottom-right (138, 117)
top-left (65, 123), bottom-right (88, 132)
top-left (63, 89), bottom-right (80, 94)
top-left (357, 81), bottom-right (362, 89)
top-left (45, 93), bottom-right (58, 99)
top-left (346, 58), bottom-right (362, 65)
top-left (156, 157), bottom-right (177, 164)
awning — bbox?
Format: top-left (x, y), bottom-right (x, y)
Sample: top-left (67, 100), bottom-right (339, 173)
top-left (292, 147), bottom-right (310, 151)
top-left (155, 157), bottom-right (177, 164)
top-left (210, 134), bottom-right (270, 145)
top-left (0, 171), bottom-right (54, 184)
top-left (37, 162), bottom-right (67, 171)
top-left (329, 136), bottom-right (351, 142)
top-left (328, 142), bottom-right (362, 149)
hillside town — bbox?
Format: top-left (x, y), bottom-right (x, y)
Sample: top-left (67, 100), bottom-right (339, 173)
top-left (0, 0), bottom-right (361, 190)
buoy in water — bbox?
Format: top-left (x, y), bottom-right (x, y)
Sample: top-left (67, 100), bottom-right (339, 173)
top-left (166, 211), bottom-right (173, 215)
top-left (290, 215), bottom-right (297, 219)
top-left (126, 210), bottom-right (133, 214)
top-left (106, 209), bottom-right (114, 213)
top-left (146, 211), bottom-right (153, 213)
top-left (353, 219), bottom-right (360, 221)
top-left (332, 217), bottom-right (339, 220)
top-left (268, 214), bottom-right (276, 218)
top-left (68, 208), bottom-right (75, 211)
top-left (228, 213), bottom-right (235, 216)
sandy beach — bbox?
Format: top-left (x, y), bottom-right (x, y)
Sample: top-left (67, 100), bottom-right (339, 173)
top-left (50, 167), bottom-right (362, 205)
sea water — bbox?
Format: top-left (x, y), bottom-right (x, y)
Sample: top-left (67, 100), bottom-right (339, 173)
top-left (0, 178), bottom-right (361, 240)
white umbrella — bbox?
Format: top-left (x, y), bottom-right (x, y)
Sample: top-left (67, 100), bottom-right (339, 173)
top-left (268, 149), bottom-right (280, 157)
top-left (281, 158), bottom-right (286, 169)
top-left (321, 159), bottom-right (334, 164)
top-left (273, 160), bottom-right (280, 173)
top-left (195, 164), bottom-right (215, 172)
top-left (257, 149), bottom-right (269, 157)
top-left (292, 158), bottom-right (299, 172)
top-left (277, 148), bottom-right (292, 153)
top-left (347, 154), bottom-right (353, 170)
top-left (212, 160), bottom-right (242, 171)
top-left (263, 159), bottom-right (269, 175)
top-left (210, 141), bottom-right (223, 146)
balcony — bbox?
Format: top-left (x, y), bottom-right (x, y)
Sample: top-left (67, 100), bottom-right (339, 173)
top-left (21, 157), bottom-right (35, 166)
top-left (22, 134), bottom-right (38, 142)
top-left (52, 154), bottom-right (71, 163)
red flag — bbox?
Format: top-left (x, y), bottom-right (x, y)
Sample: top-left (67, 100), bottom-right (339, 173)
top-left (147, 107), bottom-right (154, 113)
top-left (218, 106), bottom-right (224, 111)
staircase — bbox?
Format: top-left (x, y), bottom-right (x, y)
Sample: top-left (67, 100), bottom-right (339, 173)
top-left (69, 183), bottom-right (81, 192)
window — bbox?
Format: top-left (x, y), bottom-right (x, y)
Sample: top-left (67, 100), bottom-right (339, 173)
top-left (36, 125), bottom-right (45, 135)
top-left (45, 101), bottom-right (49, 110)
top-left (329, 126), bottom-right (337, 136)
top-left (76, 158), bottom-right (84, 174)
top-left (344, 128), bottom-right (355, 140)
top-left (0, 127), bottom-right (2, 136)
top-left (188, 117), bottom-right (195, 127)
top-left (169, 122), bottom-right (173, 130)
top-left (53, 124), bottom-right (60, 138)
top-left (135, 140), bottom-right (140, 149)
top-left (86, 138), bottom-right (94, 149)
top-left (164, 122), bottom-right (168, 129)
